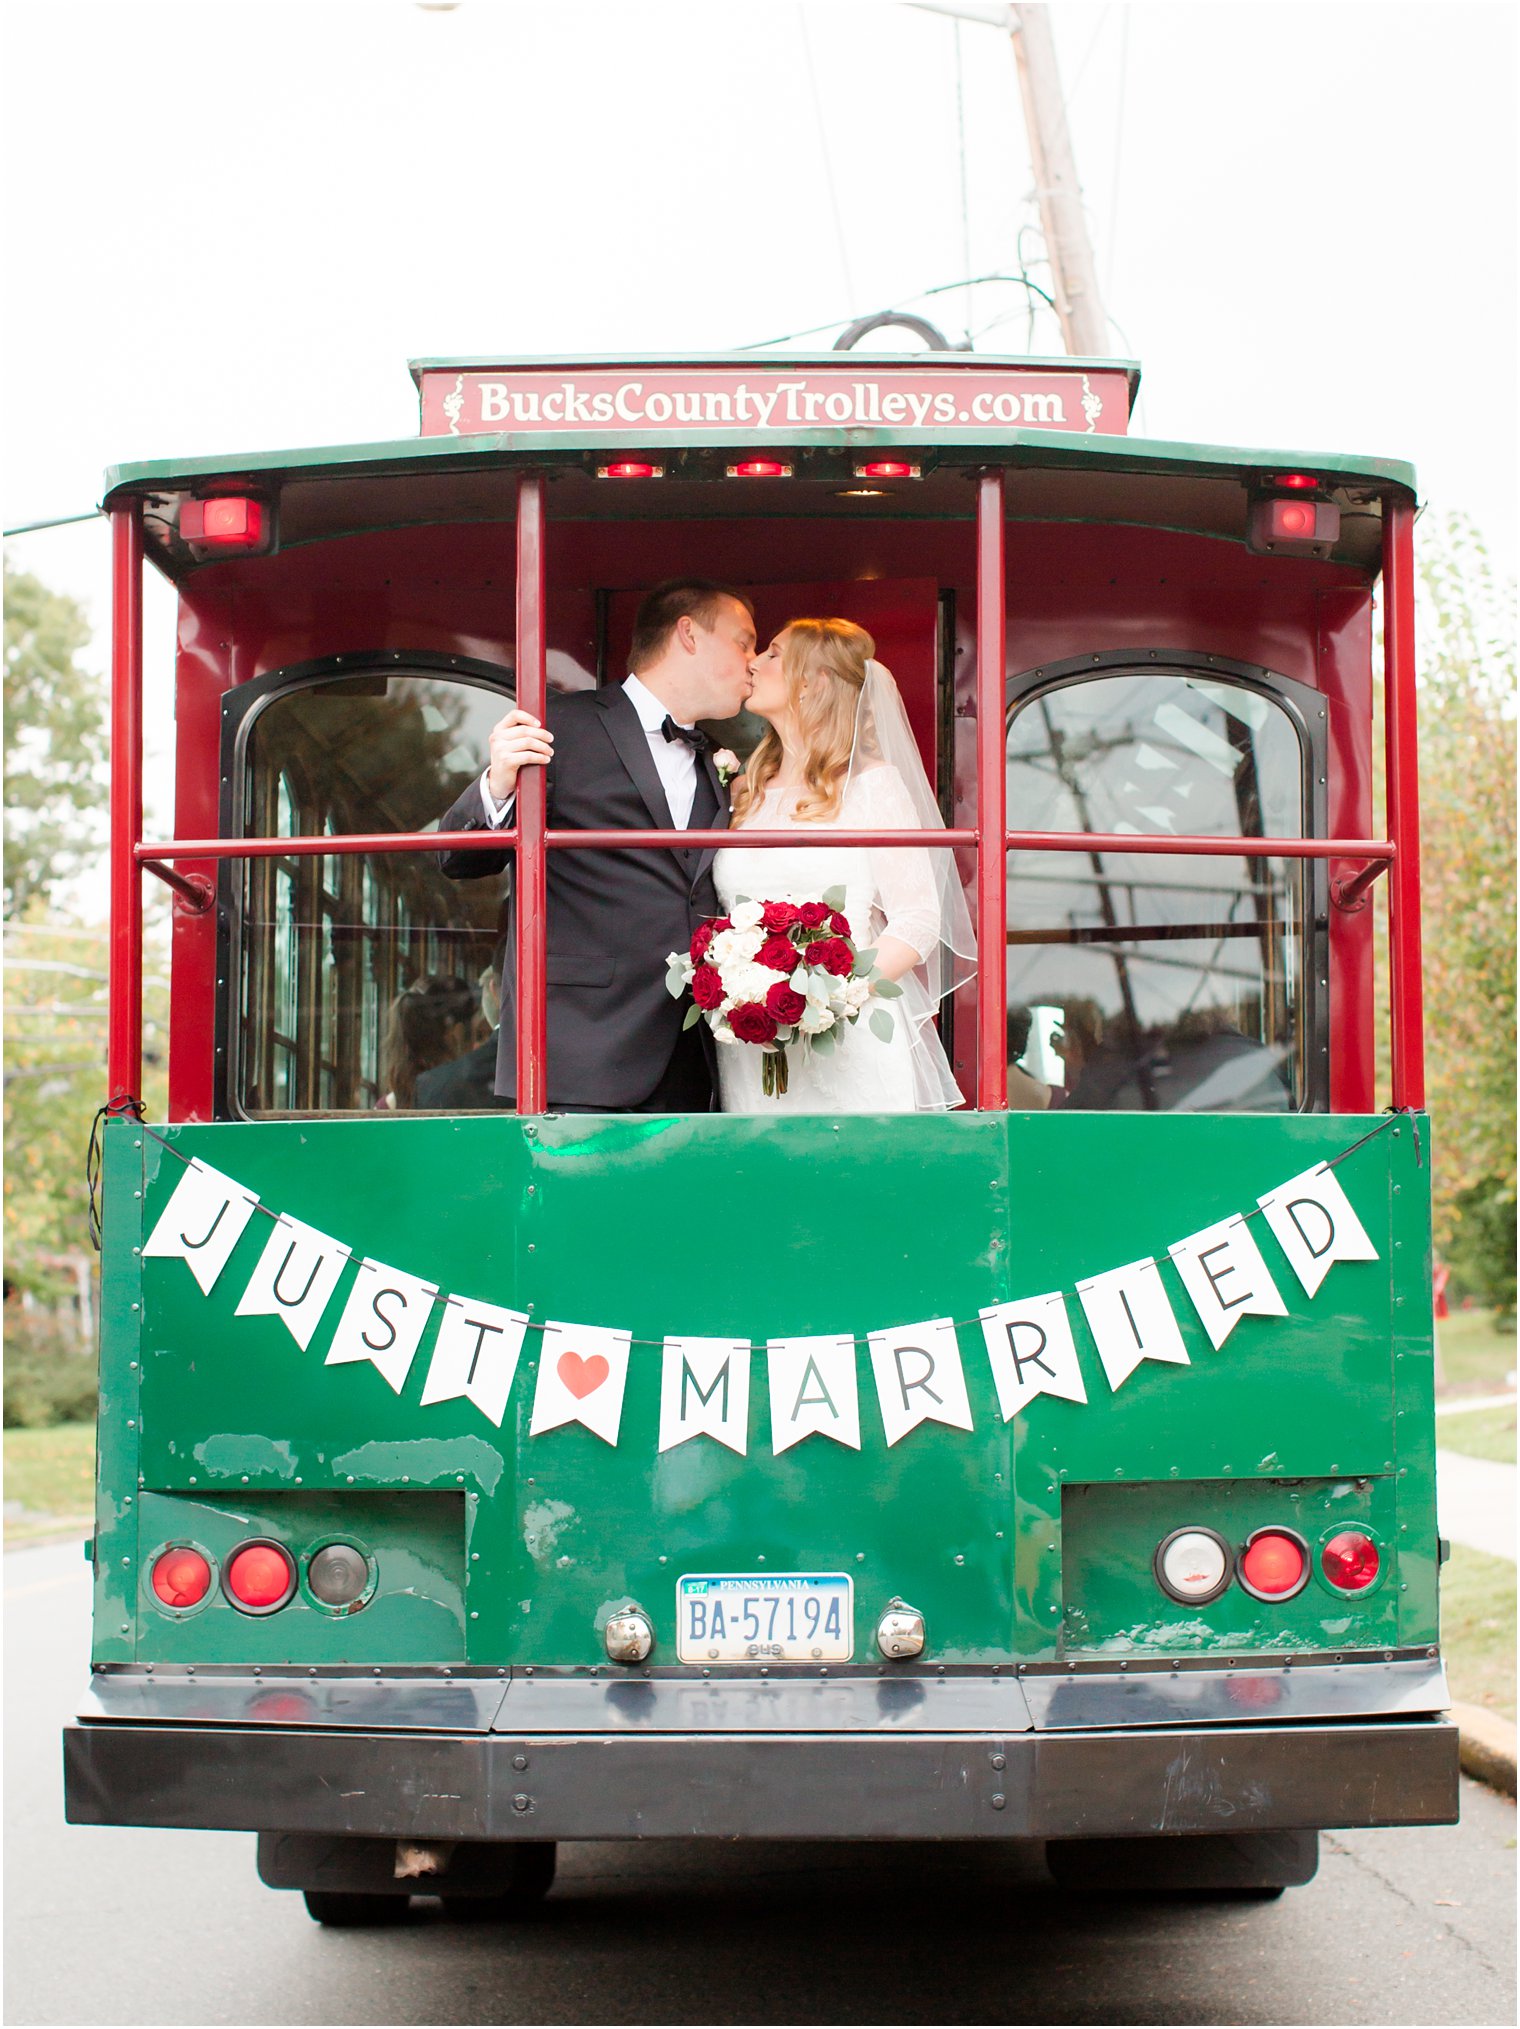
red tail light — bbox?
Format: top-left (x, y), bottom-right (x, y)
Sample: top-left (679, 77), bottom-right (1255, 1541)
top-left (224, 1540), bottom-right (297, 1614)
top-left (150, 1547), bottom-right (212, 1609)
top-left (1321, 1531), bottom-right (1381, 1591)
top-left (596, 461), bottom-right (663, 479)
top-left (855, 460), bottom-right (920, 479)
top-left (1237, 1528), bottom-right (1309, 1600)
top-left (726, 459), bottom-right (792, 478)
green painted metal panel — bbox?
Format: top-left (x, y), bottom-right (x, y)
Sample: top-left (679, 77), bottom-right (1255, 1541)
top-left (101, 1109), bottom-right (1436, 1674)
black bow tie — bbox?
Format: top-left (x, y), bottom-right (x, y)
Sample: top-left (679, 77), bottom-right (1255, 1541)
top-left (661, 715), bottom-right (712, 754)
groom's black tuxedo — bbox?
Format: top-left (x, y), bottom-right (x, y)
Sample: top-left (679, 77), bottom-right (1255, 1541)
top-left (436, 685), bottom-right (727, 1108)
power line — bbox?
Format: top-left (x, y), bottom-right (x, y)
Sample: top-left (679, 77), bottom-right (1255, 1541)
top-left (3, 509), bottom-right (103, 539)
top-left (798, 6), bottom-right (857, 310)
top-left (739, 270), bottom-right (1056, 351)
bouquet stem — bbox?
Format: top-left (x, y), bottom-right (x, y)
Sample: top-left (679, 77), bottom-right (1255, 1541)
top-left (761, 1049), bottom-right (789, 1098)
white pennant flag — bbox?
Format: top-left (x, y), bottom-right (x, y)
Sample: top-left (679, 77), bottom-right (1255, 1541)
top-left (1077, 1257), bottom-right (1190, 1393)
top-left (420, 1296), bottom-right (529, 1428)
top-left (979, 1291), bottom-right (1088, 1420)
top-left (1168, 1215), bottom-right (1287, 1349)
top-left (325, 1258), bottom-right (438, 1394)
top-left (768, 1335), bottom-right (860, 1455)
top-left (234, 1214), bottom-right (350, 1349)
top-left (1257, 1164), bottom-right (1379, 1297)
top-left (866, 1317), bottom-right (974, 1447)
top-left (530, 1321), bottom-right (631, 1445)
top-left (658, 1337), bottom-right (751, 1454)
top-left (141, 1158), bottom-right (259, 1295)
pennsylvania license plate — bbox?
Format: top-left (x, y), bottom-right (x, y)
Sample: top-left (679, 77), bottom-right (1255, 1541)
top-left (676, 1573), bottom-right (854, 1664)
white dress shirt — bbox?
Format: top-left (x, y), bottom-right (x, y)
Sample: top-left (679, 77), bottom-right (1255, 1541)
top-left (480, 673), bottom-right (701, 829)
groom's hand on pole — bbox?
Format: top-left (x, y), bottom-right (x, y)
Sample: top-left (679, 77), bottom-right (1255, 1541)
top-left (486, 709), bottom-right (554, 801)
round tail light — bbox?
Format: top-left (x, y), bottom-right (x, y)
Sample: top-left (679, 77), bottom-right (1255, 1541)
top-left (307, 1542), bottom-right (371, 1610)
top-left (1154, 1528), bottom-right (1231, 1604)
top-left (1321, 1531), bottom-right (1381, 1592)
top-left (151, 1547), bottom-right (213, 1609)
top-left (224, 1540), bottom-right (297, 1614)
top-left (1237, 1528), bottom-right (1309, 1601)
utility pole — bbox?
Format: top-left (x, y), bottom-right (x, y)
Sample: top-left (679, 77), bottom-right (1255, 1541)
top-left (908, 1), bottom-right (1112, 357)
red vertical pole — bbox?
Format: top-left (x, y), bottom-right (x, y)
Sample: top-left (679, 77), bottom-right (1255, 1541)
top-left (976, 469), bottom-right (1008, 1109)
top-left (1383, 496), bottom-right (1425, 1110)
top-left (514, 475), bottom-right (548, 1113)
top-left (108, 504), bottom-right (144, 1107)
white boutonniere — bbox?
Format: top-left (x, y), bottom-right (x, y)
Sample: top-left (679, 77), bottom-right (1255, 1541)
top-left (713, 748), bottom-right (740, 788)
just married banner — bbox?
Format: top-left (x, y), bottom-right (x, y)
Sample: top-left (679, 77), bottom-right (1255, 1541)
top-left (140, 1141), bottom-right (1382, 1455)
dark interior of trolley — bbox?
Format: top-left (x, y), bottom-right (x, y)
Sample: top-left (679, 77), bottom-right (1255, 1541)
top-left (135, 449), bottom-right (1389, 1123)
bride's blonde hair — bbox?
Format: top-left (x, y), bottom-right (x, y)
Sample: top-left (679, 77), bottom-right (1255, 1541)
top-left (732, 617), bottom-right (874, 825)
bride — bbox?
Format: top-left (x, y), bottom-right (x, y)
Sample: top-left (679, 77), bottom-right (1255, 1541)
top-left (713, 617), bottom-right (974, 1113)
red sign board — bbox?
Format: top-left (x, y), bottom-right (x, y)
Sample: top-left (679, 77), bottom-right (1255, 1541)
top-left (417, 364), bottom-right (1130, 439)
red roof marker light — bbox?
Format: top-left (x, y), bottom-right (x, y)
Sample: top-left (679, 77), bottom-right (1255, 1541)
top-left (855, 460), bottom-right (921, 480)
top-left (179, 496), bottom-right (267, 550)
top-left (1271, 472), bottom-right (1319, 489)
top-left (596, 461), bottom-right (663, 479)
top-left (726, 459), bottom-right (793, 478)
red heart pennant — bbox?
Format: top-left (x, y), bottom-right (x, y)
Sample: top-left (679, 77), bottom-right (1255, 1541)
top-left (557, 1351), bottom-right (610, 1400)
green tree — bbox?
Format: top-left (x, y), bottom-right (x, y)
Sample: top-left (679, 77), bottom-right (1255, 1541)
top-left (1397, 514), bottom-right (1516, 1307)
top-left (4, 559), bottom-right (107, 918)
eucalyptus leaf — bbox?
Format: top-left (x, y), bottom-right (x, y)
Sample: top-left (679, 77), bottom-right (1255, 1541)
top-left (874, 978), bottom-right (904, 998)
top-left (682, 1004), bottom-right (703, 1031)
top-left (869, 1008), bottom-right (896, 1043)
top-left (810, 1028), bottom-right (836, 1055)
top-left (666, 967), bottom-right (686, 999)
top-left (822, 885), bottom-right (847, 910)
top-left (852, 949), bottom-right (877, 976)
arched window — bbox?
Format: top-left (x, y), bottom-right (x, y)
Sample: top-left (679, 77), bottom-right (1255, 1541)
top-left (227, 655), bottom-right (515, 1116)
top-left (1004, 657), bottom-right (1326, 1113)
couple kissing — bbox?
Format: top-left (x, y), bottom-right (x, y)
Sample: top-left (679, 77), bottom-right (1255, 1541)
top-left (437, 579), bottom-right (972, 1114)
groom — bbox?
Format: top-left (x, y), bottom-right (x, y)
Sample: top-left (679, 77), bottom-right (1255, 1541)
top-left (436, 579), bottom-right (756, 1110)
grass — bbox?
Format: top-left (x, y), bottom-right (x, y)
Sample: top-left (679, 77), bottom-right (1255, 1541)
top-left (3, 1420), bottom-right (95, 1544)
top-left (1437, 1401), bottom-right (1517, 1464)
top-left (1436, 1307), bottom-right (1517, 1399)
top-left (1441, 1542), bottom-right (1517, 1722)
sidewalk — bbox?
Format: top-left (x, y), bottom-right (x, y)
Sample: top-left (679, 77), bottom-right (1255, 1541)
top-left (1436, 1450), bottom-right (1517, 1562)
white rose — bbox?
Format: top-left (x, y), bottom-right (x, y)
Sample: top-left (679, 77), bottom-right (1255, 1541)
top-left (800, 1003), bottom-right (837, 1035)
top-left (730, 899), bottom-right (764, 932)
top-left (843, 977), bottom-right (872, 1012)
top-left (729, 962), bottom-right (775, 1003)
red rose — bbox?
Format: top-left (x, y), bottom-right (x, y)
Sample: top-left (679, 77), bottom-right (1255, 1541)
top-left (829, 909), bottom-right (851, 936)
top-left (690, 963), bottom-right (725, 1010)
top-left (761, 900), bottom-right (801, 931)
top-left (797, 902), bottom-right (831, 929)
top-left (757, 933), bottom-right (798, 973)
top-left (810, 937), bottom-right (855, 977)
top-left (729, 1001), bottom-right (779, 1045)
top-left (690, 920), bottom-right (716, 961)
top-left (765, 982), bottom-right (807, 1024)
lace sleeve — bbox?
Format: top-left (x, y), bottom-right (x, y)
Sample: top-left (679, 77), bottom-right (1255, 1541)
top-left (851, 767), bottom-right (942, 963)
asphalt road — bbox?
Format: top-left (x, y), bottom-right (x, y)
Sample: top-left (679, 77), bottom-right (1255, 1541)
top-left (6, 1540), bottom-right (1515, 2028)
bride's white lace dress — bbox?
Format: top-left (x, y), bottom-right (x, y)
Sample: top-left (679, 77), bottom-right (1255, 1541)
top-left (712, 767), bottom-right (961, 1114)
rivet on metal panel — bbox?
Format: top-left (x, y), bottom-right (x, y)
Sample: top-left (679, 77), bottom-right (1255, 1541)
top-left (470, 1611), bottom-right (479, 1620)
top-left (513, 1755), bottom-right (528, 1771)
top-left (990, 1793), bottom-right (1007, 1809)
top-left (512, 1795), bottom-right (531, 1813)
top-left (990, 1752), bottom-right (1006, 1769)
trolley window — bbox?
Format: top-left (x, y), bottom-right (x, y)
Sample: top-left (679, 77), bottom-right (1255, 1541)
top-left (230, 663), bottom-right (513, 1116)
top-left (1005, 666), bottom-right (1314, 1113)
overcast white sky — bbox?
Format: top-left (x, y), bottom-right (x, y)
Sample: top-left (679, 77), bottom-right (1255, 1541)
top-left (4, 0), bottom-right (1516, 837)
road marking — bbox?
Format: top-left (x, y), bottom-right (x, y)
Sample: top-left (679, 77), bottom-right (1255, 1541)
top-left (5, 1572), bottom-right (88, 1602)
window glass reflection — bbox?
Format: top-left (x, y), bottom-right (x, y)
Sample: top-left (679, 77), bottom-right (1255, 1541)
top-left (1005, 671), bottom-right (1308, 1113)
top-left (237, 671), bottom-right (513, 1115)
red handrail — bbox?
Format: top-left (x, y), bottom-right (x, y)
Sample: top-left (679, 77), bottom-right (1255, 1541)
top-left (1383, 498), bottom-right (1425, 1110)
top-left (136, 830), bottom-right (1391, 863)
top-left (976, 472), bottom-right (1009, 1109)
top-left (514, 476), bottom-right (549, 1111)
top-left (108, 506), bottom-right (144, 1110)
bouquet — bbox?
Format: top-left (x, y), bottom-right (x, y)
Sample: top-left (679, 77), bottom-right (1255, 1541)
top-left (667, 889), bottom-right (901, 1097)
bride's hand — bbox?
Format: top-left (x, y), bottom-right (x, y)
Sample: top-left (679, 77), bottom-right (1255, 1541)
top-left (872, 933), bottom-right (923, 983)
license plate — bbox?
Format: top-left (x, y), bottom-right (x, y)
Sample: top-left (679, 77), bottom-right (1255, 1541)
top-left (676, 1573), bottom-right (854, 1664)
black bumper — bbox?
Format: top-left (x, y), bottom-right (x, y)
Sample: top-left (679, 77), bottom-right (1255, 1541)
top-left (64, 1661), bottom-right (1460, 1842)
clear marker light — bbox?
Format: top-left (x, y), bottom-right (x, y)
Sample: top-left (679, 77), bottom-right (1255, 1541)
top-left (1155, 1528), bottom-right (1231, 1604)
